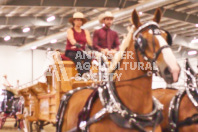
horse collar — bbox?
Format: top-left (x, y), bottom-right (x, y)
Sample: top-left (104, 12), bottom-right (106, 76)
top-left (168, 90), bottom-right (185, 132)
top-left (168, 85), bottom-right (198, 132)
top-left (186, 84), bottom-right (198, 110)
top-left (98, 79), bottom-right (163, 132)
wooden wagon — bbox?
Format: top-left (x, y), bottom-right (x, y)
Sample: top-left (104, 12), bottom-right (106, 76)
top-left (17, 52), bottom-right (98, 132)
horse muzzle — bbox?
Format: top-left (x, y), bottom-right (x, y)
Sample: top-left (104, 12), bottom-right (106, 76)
top-left (160, 65), bottom-right (180, 84)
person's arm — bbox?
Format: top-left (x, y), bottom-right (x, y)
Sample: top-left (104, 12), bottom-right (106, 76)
top-left (67, 28), bottom-right (76, 45)
top-left (93, 30), bottom-right (103, 52)
top-left (85, 30), bottom-right (92, 46)
top-left (113, 32), bottom-right (120, 51)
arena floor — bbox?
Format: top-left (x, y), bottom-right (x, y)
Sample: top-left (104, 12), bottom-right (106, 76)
top-left (0, 118), bottom-right (55, 132)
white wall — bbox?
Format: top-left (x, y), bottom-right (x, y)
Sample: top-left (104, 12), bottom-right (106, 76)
top-left (32, 49), bottom-right (47, 80)
top-left (0, 46), bottom-right (46, 88)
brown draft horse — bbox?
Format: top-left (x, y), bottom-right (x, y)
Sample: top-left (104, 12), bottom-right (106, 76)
top-left (57, 8), bottom-right (180, 132)
top-left (153, 59), bottom-right (198, 132)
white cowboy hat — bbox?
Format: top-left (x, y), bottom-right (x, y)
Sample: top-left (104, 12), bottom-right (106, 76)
top-left (69, 12), bottom-right (87, 25)
top-left (99, 11), bottom-right (114, 24)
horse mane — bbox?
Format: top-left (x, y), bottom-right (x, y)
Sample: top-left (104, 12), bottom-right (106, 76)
top-left (108, 26), bottom-right (135, 73)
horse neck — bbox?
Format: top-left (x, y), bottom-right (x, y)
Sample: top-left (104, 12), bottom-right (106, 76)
top-left (179, 94), bottom-right (197, 122)
top-left (115, 39), bottom-right (153, 114)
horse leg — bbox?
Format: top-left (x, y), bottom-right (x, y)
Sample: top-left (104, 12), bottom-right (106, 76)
top-left (18, 119), bottom-right (21, 129)
top-left (40, 121), bottom-right (44, 131)
top-left (14, 115), bottom-right (17, 127)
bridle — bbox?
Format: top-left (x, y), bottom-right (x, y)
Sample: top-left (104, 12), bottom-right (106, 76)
top-left (117, 21), bottom-right (170, 82)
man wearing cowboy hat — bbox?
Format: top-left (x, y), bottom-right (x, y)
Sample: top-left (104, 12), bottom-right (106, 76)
top-left (93, 11), bottom-right (120, 56)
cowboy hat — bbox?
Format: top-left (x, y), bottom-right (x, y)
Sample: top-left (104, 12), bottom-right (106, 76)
top-left (69, 12), bottom-right (87, 25)
top-left (99, 11), bottom-right (114, 24)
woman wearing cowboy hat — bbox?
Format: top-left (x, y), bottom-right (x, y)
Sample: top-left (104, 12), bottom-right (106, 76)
top-left (93, 11), bottom-right (120, 57)
top-left (65, 12), bottom-right (92, 76)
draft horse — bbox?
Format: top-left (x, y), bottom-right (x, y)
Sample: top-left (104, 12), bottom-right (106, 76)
top-left (56, 8), bottom-right (180, 132)
top-left (153, 59), bottom-right (198, 132)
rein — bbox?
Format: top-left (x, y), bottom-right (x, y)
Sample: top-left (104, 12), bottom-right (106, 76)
top-left (177, 113), bottom-right (198, 128)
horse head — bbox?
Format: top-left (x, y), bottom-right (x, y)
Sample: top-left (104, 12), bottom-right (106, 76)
top-left (131, 8), bottom-right (180, 84)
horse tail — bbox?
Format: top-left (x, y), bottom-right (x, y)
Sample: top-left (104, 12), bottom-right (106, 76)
top-left (56, 86), bottom-right (94, 132)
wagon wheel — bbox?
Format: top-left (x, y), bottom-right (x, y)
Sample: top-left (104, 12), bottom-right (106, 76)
top-left (28, 121), bottom-right (40, 132)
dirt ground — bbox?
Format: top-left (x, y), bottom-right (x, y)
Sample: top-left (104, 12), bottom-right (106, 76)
top-left (0, 118), bottom-right (56, 132)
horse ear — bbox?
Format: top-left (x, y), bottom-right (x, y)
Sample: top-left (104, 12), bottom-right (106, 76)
top-left (131, 9), bottom-right (141, 28)
top-left (153, 8), bottom-right (162, 23)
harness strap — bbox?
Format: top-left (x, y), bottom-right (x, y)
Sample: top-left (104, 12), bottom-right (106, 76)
top-left (177, 113), bottom-right (198, 128)
top-left (129, 119), bottom-right (148, 132)
top-left (56, 86), bottom-right (95, 132)
top-left (152, 111), bottom-right (162, 132)
top-left (115, 71), bottom-right (152, 83)
top-left (168, 90), bottom-right (185, 132)
top-left (77, 88), bottom-right (99, 131)
top-left (67, 108), bottom-right (107, 132)
top-left (151, 27), bottom-right (156, 58)
top-left (168, 68), bottom-right (198, 132)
